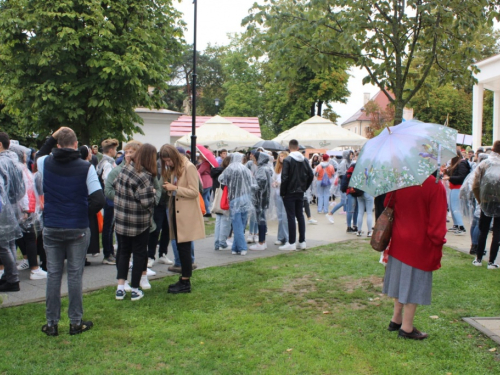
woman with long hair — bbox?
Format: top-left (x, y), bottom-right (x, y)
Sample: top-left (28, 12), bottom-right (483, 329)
top-left (443, 150), bottom-right (471, 235)
top-left (160, 145), bottom-right (205, 294)
top-left (273, 151), bottom-right (289, 247)
top-left (113, 143), bottom-right (157, 301)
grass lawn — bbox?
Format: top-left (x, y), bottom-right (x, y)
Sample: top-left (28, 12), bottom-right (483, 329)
top-left (1, 241), bottom-right (499, 374)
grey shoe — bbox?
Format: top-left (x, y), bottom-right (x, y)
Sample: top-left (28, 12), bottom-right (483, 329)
top-left (102, 256), bottom-right (116, 265)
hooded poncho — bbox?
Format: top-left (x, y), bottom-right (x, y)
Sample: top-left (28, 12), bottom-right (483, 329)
top-left (473, 151), bottom-right (500, 217)
top-left (253, 152), bottom-right (273, 213)
top-left (219, 153), bottom-right (256, 217)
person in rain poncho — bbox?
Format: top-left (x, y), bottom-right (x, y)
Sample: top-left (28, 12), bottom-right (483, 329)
top-left (314, 154), bottom-right (335, 214)
top-left (460, 153), bottom-right (489, 256)
top-left (249, 152), bottom-right (274, 251)
top-left (245, 150), bottom-right (259, 243)
top-left (9, 144), bottom-right (46, 280)
top-left (327, 150), bottom-right (353, 221)
top-left (472, 141), bottom-right (500, 269)
top-left (0, 132), bottom-right (26, 292)
top-left (219, 153), bottom-right (256, 255)
top-left (272, 151), bottom-right (289, 246)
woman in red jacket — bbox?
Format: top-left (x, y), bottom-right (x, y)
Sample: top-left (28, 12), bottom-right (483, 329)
top-left (383, 173), bottom-right (447, 340)
top-left (197, 154), bottom-right (213, 218)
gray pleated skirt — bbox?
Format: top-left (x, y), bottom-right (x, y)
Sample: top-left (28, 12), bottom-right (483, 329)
top-left (382, 256), bottom-right (433, 305)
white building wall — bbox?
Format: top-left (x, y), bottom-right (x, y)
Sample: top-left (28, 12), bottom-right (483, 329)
top-left (130, 109), bottom-right (182, 150)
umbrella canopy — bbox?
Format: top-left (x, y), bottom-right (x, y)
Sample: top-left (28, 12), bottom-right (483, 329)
top-left (175, 115), bottom-right (263, 150)
top-left (273, 116), bottom-right (368, 149)
top-left (349, 120), bottom-right (458, 196)
top-left (251, 140), bottom-right (286, 151)
top-left (196, 145), bottom-right (218, 168)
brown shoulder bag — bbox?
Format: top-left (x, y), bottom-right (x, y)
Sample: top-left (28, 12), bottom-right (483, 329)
top-left (370, 194), bottom-right (394, 252)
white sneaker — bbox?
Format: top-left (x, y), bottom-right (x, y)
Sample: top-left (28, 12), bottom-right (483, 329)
top-left (219, 245), bottom-right (231, 251)
top-left (253, 235), bottom-right (259, 243)
top-left (249, 243), bottom-right (267, 251)
top-left (91, 253), bottom-right (100, 257)
top-left (356, 231), bottom-right (362, 237)
top-left (226, 239), bottom-right (233, 246)
top-left (146, 268), bottom-right (156, 276)
top-left (279, 242), bottom-right (296, 251)
top-left (274, 240), bottom-right (284, 245)
top-left (140, 277), bottom-right (151, 290)
top-left (158, 254), bottom-right (173, 265)
top-left (124, 281), bottom-right (132, 292)
top-left (231, 251), bottom-right (237, 255)
top-left (472, 259), bottom-right (482, 267)
top-left (296, 242), bottom-right (306, 250)
top-left (240, 250), bottom-right (248, 256)
top-left (487, 263), bottom-right (499, 269)
top-left (17, 259), bottom-right (29, 270)
top-left (308, 219), bottom-right (318, 225)
top-left (30, 267), bottom-right (47, 280)
top-left (326, 214), bottom-right (334, 224)
top-left (147, 258), bottom-right (155, 268)
top-left (129, 261), bottom-right (133, 270)
top-left (246, 235), bottom-right (254, 243)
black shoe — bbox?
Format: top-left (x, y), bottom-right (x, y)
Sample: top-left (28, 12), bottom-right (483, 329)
top-left (388, 321), bottom-right (402, 332)
top-left (448, 225), bottom-right (458, 232)
top-left (352, 226), bottom-right (358, 232)
top-left (398, 327), bottom-right (428, 340)
top-left (42, 324), bottom-right (59, 337)
top-left (69, 320), bottom-right (94, 335)
top-left (469, 244), bottom-right (477, 255)
top-left (168, 277), bottom-right (191, 294)
top-left (0, 281), bottom-right (20, 292)
top-left (346, 227), bottom-right (354, 233)
top-left (85, 259), bottom-right (91, 266)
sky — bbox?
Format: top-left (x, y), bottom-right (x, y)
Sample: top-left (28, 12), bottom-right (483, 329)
top-left (173, 0), bottom-right (379, 125)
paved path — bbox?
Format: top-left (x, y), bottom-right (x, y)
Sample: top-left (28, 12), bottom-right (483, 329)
top-left (0, 209), bottom-right (480, 308)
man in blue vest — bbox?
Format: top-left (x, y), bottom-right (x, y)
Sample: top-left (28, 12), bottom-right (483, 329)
top-left (37, 127), bottom-right (105, 336)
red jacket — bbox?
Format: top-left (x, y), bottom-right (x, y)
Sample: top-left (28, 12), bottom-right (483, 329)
top-left (197, 161), bottom-right (213, 189)
top-left (384, 176), bottom-right (447, 272)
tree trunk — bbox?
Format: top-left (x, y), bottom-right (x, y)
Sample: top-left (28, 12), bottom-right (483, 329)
top-left (317, 101), bottom-right (323, 116)
top-left (393, 99), bottom-right (404, 126)
top-left (310, 103), bottom-right (316, 117)
top-left (79, 124), bottom-right (90, 146)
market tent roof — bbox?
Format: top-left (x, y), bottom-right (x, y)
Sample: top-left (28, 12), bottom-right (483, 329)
top-left (170, 115), bottom-right (261, 137)
top-left (175, 115), bottom-right (263, 150)
top-left (273, 116), bottom-right (368, 149)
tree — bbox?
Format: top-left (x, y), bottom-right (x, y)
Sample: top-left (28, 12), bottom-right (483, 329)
top-left (244, 0), bottom-right (500, 125)
top-left (363, 100), bottom-right (395, 139)
top-left (0, 0), bottom-right (184, 144)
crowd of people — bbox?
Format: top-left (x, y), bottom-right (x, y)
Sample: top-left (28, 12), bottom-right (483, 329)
top-left (0, 125), bottom-right (499, 341)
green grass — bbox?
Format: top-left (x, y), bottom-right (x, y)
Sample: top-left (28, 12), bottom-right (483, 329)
top-left (205, 217), bottom-right (216, 236)
top-left (1, 242), bottom-right (499, 374)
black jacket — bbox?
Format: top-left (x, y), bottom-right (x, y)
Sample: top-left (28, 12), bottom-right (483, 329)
top-left (280, 153), bottom-right (314, 197)
top-left (449, 160), bottom-right (471, 186)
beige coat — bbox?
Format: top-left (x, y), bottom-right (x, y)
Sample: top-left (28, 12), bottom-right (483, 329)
top-left (167, 159), bottom-right (205, 243)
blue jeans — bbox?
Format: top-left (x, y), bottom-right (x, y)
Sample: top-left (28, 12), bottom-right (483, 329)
top-left (471, 216), bottom-right (480, 245)
top-left (43, 227), bottom-right (90, 325)
top-left (248, 213), bottom-right (258, 234)
top-left (214, 213), bottom-right (231, 249)
top-left (450, 189), bottom-right (463, 226)
top-left (356, 193), bottom-right (374, 233)
top-left (347, 194), bottom-right (358, 228)
top-left (316, 181), bottom-right (331, 213)
top-left (230, 199), bottom-right (248, 252)
top-left (202, 187), bottom-right (212, 215)
top-left (330, 192), bottom-right (346, 214)
top-left (102, 201), bottom-right (115, 258)
top-left (276, 195), bottom-right (289, 243)
top-left (256, 209), bottom-right (267, 243)
top-left (0, 241), bottom-right (18, 284)
top-left (171, 240), bottom-right (194, 267)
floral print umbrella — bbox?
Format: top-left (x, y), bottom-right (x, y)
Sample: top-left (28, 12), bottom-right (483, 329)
top-left (349, 120), bottom-right (458, 196)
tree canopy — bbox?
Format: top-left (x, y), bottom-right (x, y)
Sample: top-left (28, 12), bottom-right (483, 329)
top-left (0, 0), bottom-right (184, 144)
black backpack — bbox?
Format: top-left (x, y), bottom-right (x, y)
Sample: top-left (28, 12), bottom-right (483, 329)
top-left (350, 188), bottom-right (365, 197)
top-left (340, 173), bottom-right (349, 193)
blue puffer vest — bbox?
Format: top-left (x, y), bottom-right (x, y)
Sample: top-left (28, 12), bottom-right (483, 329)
top-left (43, 148), bottom-right (90, 229)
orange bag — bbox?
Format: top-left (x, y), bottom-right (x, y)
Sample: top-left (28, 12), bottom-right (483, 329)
top-left (199, 193), bottom-right (206, 215)
top-left (97, 211), bottom-right (104, 233)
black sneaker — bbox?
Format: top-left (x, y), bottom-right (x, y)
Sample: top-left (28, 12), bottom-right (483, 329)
top-left (69, 320), bottom-right (94, 335)
top-left (448, 225), bottom-right (458, 232)
top-left (0, 281), bottom-right (20, 292)
top-left (346, 227), bottom-right (354, 233)
top-left (168, 277), bottom-right (191, 294)
top-left (454, 226), bottom-right (466, 235)
top-left (42, 324), bottom-right (59, 336)
top-left (469, 244), bottom-right (477, 255)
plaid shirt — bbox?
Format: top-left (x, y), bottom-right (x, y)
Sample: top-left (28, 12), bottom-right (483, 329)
top-left (113, 164), bottom-right (155, 237)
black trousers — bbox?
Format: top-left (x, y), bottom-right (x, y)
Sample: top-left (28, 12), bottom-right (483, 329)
top-left (172, 200), bottom-right (192, 278)
top-left (147, 204), bottom-right (169, 259)
top-left (283, 193), bottom-right (306, 245)
top-left (16, 230), bottom-right (43, 269)
top-left (374, 194), bottom-right (387, 221)
top-left (116, 229), bottom-right (150, 288)
top-left (476, 211), bottom-right (500, 263)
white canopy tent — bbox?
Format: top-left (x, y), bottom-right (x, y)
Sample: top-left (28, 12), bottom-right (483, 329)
top-left (273, 116), bottom-right (368, 149)
top-left (175, 115), bottom-right (263, 150)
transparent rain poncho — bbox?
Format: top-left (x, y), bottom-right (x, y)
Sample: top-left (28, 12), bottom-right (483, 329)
top-left (0, 150), bottom-right (26, 247)
top-left (219, 153), bottom-right (256, 217)
top-left (475, 151), bottom-right (500, 217)
top-left (252, 152), bottom-right (274, 224)
top-left (460, 153), bottom-right (488, 220)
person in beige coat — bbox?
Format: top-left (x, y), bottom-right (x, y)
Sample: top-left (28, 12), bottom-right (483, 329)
top-left (160, 144), bottom-right (205, 293)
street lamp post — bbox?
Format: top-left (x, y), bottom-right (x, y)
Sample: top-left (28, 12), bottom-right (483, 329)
top-left (190, 0), bottom-right (198, 164)
top-left (214, 98), bottom-right (220, 115)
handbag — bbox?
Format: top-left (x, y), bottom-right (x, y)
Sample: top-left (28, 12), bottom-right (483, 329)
top-left (199, 193), bottom-right (206, 215)
top-left (370, 193), bottom-right (394, 252)
top-left (211, 187), bottom-right (225, 215)
top-left (220, 186), bottom-right (229, 211)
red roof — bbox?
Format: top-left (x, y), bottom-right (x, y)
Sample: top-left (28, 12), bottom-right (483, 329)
top-left (342, 91), bottom-right (395, 125)
top-left (170, 116), bottom-right (261, 137)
